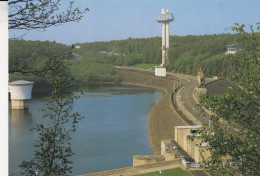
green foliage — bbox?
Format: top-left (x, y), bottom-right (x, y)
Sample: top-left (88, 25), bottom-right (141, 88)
top-left (19, 57), bottom-right (82, 176)
top-left (69, 53), bottom-right (120, 83)
top-left (9, 72), bottom-right (49, 90)
top-left (9, 40), bottom-right (72, 88)
top-left (9, 39), bottom-right (71, 72)
top-left (168, 34), bottom-right (236, 76)
top-left (78, 33), bottom-right (237, 77)
top-left (198, 24), bottom-right (260, 176)
top-left (78, 37), bottom-right (162, 66)
top-left (9, 40), bottom-right (121, 85)
top-left (9, 32), bottom-right (242, 86)
top-left (202, 54), bottom-right (232, 76)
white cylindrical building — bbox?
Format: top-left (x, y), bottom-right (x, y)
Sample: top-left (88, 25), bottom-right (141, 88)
top-left (8, 80), bottom-right (34, 110)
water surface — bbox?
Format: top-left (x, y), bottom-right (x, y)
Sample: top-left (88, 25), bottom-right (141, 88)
top-left (9, 85), bottom-right (164, 175)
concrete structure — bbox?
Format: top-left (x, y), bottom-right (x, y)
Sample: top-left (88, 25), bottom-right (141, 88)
top-left (156, 8), bottom-right (174, 66)
top-left (133, 155), bottom-right (165, 167)
top-left (226, 44), bottom-right (240, 54)
top-left (133, 126), bottom-right (211, 169)
top-left (161, 139), bottom-right (178, 161)
top-left (75, 45), bottom-right (81, 49)
top-left (133, 139), bottom-right (179, 167)
top-left (174, 126), bottom-right (202, 150)
top-left (213, 76), bottom-right (218, 80)
top-left (195, 87), bottom-right (207, 98)
top-left (155, 66), bottom-right (166, 77)
top-left (174, 125), bottom-right (210, 164)
top-left (8, 80), bottom-right (34, 110)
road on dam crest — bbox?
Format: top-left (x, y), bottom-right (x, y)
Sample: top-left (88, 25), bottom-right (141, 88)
top-left (115, 66), bottom-right (213, 126)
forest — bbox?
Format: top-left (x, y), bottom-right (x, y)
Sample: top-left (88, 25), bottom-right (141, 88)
top-left (9, 40), bottom-right (72, 89)
top-left (9, 33), bottom-right (238, 88)
top-left (75, 33), bottom-right (237, 76)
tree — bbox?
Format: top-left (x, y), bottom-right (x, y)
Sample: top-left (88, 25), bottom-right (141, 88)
top-left (197, 24), bottom-right (260, 175)
top-left (9, 0), bottom-right (88, 31)
top-left (9, 0), bottom-right (88, 75)
top-left (8, 2), bottom-right (88, 174)
top-left (19, 56), bottom-right (83, 176)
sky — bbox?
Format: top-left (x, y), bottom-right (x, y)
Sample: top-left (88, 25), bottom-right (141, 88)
top-left (9, 0), bottom-right (260, 45)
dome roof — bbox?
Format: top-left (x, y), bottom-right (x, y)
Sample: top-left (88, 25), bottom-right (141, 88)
top-left (9, 80), bottom-right (34, 85)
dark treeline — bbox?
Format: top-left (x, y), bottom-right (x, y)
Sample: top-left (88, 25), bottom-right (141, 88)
top-left (9, 40), bottom-right (70, 72)
top-left (9, 40), bottom-right (72, 89)
top-left (8, 39), bottom-right (120, 87)
top-left (9, 33), bottom-right (238, 88)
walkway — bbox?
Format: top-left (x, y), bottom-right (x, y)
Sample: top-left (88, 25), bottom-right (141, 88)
top-left (169, 73), bottom-right (214, 125)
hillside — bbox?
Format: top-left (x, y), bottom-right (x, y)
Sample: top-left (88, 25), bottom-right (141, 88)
top-left (9, 33), bottom-right (238, 87)
top-left (76, 33), bottom-right (237, 77)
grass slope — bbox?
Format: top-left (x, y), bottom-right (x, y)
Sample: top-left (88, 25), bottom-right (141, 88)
top-left (138, 167), bottom-right (191, 176)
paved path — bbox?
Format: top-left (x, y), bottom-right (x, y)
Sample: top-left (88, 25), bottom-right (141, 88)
top-left (115, 66), bottom-right (214, 127)
top-left (172, 73), bottom-right (213, 125)
top-left (161, 71), bottom-right (214, 126)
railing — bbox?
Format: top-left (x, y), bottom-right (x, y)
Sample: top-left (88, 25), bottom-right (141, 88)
top-left (183, 161), bottom-right (240, 169)
top-left (181, 157), bottom-right (203, 169)
top-left (181, 157), bottom-right (187, 165)
top-left (190, 162), bottom-right (201, 168)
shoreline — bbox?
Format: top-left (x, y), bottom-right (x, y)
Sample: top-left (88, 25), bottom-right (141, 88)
top-left (114, 68), bottom-right (188, 154)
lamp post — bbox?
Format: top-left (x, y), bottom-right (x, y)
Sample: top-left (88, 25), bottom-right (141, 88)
top-left (209, 107), bottom-right (213, 129)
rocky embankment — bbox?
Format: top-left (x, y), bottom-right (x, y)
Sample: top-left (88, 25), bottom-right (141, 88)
top-left (114, 68), bottom-right (187, 154)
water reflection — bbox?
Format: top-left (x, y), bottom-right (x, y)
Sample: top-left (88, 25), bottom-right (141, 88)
top-left (9, 109), bottom-right (33, 136)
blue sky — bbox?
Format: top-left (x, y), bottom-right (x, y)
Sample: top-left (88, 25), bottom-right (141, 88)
top-left (9, 0), bottom-right (260, 45)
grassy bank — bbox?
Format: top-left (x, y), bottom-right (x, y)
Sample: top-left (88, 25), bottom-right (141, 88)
top-left (138, 167), bottom-right (191, 176)
top-left (130, 63), bottom-right (158, 70)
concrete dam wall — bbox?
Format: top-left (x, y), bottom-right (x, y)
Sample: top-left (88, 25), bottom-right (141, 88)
top-left (114, 68), bottom-right (187, 154)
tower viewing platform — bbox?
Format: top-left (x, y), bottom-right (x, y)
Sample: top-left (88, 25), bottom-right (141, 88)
top-left (156, 8), bottom-right (174, 66)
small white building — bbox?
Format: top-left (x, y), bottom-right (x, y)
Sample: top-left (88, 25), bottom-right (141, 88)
top-left (226, 44), bottom-right (240, 54)
top-left (155, 67), bottom-right (166, 77)
top-left (8, 80), bottom-right (34, 110)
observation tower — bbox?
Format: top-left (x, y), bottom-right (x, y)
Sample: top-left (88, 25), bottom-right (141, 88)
top-left (156, 8), bottom-right (174, 66)
top-left (8, 80), bottom-right (34, 110)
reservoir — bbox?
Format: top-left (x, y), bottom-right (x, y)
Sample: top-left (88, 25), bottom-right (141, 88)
top-left (9, 85), bottom-right (164, 175)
